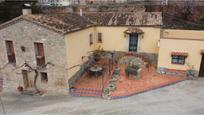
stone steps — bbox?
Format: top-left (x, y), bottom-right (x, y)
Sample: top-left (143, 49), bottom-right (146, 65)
top-left (70, 88), bottom-right (103, 97)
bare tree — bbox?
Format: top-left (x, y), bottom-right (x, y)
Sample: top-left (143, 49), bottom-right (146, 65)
top-left (0, 61), bottom-right (54, 93)
top-left (164, 0), bottom-right (199, 22)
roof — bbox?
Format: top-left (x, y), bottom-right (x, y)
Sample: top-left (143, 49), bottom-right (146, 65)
top-left (162, 23), bottom-right (204, 30)
top-left (0, 12), bottom-right (162, 34)
top-left (24, 13), bottom-right (94, 34)
top-left (83, 12), bottom-right (162, 26)
top-left (0, 13), bottom-right (93, 34)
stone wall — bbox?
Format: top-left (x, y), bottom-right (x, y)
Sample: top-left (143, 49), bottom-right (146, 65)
top-left (112, 51), bottom-right (158, 65)
top-left (0, 20), bottom-right (68, 95)
top-left (139, 52), bottom-right (158, 65)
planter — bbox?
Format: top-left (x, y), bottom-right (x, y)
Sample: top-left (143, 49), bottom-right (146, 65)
top-left (125, 65), bottom-right (141, 80)
top-left (94, 56), bottom-right (100, 62)
top-left (17, 86), bottom-right (23, 92)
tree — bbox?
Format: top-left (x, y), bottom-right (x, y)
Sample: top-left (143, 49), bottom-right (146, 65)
top-left (164, 0), bottom-right (199, 22)
top-left (0, 61), bottom-right (54, 93)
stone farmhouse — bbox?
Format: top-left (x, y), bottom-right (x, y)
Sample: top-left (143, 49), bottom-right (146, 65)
top-left (0, 8), bottom-right (204, 95)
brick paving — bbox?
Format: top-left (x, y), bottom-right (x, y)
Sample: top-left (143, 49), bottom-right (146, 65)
top-left (111, 65), bottom-right (186, 98)
top-left (72, 60), bottom-right (186, 99)
top-left (73, 60), bottom-right (112, 91)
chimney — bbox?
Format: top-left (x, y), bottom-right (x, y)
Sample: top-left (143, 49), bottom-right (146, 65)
top-left (79, 8), bottom-right (83, 16)
top-left (22, 4), bottom-right (32, 15)
top-left (22, 9), bottom-right (32, 15)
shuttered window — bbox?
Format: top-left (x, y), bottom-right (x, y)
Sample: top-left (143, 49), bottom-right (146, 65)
top-left (171, 55), bottom-right (186, 65)
top-left (34, 43), bottom-right (45, 66)
top-left (98, 33), bottom-right (102, 43)
top-left (5, 40), bottom-right (16, 63)
top-left (89, 34), bottom-right (93, 46)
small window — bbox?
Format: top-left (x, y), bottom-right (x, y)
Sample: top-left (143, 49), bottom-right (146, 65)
top-left (98, 33), bottom-right (102, 43)
top-left (40, 72), bottom-right (48, 83)
top-left (34, 43), bottom-right (45, 66)
top-left (171, 55), bottom-right (186, 65)
top-left (5, 40), bottom-right (16, 63)
top-left (89, 34), bottom-right (93, 46)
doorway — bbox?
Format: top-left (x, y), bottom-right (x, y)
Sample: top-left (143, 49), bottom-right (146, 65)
top-left (199, 54), bottom-right (204, 77)
top-left (22, 70), bottom-right (30, 88)
top-left (129, 33), bottom-right (138, 52)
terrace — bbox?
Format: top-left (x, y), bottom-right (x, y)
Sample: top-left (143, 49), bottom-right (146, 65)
top-left (69, 51), bottom-right (186, 99)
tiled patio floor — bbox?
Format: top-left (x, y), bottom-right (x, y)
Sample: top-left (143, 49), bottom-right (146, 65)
top-left (72, 60), bottom-right (186, 99)
top-left (111, 65), bottom-right (186, 98)
top-left (73, 60), bottom-right (112, 90)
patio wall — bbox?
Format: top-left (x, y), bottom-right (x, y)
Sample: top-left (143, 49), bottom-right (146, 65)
top-left (158, 29), bottom-right (204, 76)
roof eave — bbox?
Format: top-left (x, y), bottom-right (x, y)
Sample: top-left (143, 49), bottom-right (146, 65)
top-left (0, 15), bottom-right (65, 36)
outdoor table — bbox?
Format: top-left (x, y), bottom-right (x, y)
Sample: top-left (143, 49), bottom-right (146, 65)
top-left (89, 66), bottom-right (103, 77)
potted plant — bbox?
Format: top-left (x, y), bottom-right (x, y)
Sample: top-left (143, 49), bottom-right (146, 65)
top-left (93, 47), bottom-right (105, 62)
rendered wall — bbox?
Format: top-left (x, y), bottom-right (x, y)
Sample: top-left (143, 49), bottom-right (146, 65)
top-left (95, 27), bottom-right (160, 54)
top-left (163, 29), bottom-right (204, 40)
top-left (158, 29), bottom-right (204, 72)
top-left (65, 27), bottom-right (95, 79)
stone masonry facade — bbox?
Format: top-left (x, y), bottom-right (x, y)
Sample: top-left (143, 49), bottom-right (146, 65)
top-left (0, 20), bottom-right (68, 95)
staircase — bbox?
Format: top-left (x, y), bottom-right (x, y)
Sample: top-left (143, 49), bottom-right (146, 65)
top-left (70, 88), bottom-right (103, 97)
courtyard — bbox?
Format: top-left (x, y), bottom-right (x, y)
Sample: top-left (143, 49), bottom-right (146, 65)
top-left (70, 52), bottom-right (186, 99)
top-left (1, 78), bottom-right (204, 114)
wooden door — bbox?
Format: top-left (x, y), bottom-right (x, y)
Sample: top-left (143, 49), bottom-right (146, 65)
top-left (22, 70), bottom-right (30, 88)
top-left (199, 54), bottom-right (204, 77)
top-left (34, 43), bottom-right (45, 66)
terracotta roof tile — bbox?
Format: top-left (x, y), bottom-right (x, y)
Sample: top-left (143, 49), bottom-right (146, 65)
top-left (0, 12), bottom-right (162, 34)
top-left (23, 13), bottom-right (93, 34)
top-left (83, 12), bottom-right (162, 26)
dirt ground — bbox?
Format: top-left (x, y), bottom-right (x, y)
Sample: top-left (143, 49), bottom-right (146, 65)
top-left (1, 78), bottom-right (204, 114)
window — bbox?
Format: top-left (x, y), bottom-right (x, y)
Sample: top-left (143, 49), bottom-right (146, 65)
top-left (98, 33), bottom-right (102, 43)
top-left (5, 40), bottom-right (16, 63)
top-left (40, 72), bottom-right (48, 83)
top-left (34, 43), bottom-right (45, 66)
top-left (171, 55), bottom-right (186, 65)
top-left (89, 33), bottom-right (93, 46)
